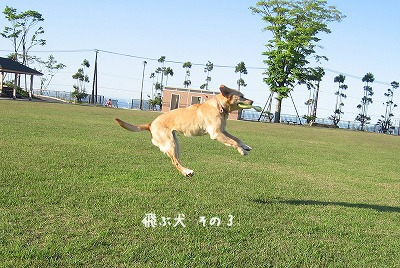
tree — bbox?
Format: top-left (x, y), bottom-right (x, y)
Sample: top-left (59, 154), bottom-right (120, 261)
top-left (200, 61), bottom-right (213, 90)
top-left (157, 56), bottom-right (166, 91)
top-left (154, 67), bottom-right (163, 95)
top-left (329, 74), bottom-right (348, 127)
top-left (149, 72), bottom-right (156, 98)
top-left (149, 56), bottom-right (168, 110)
top-left (71, 59), bottom-right (90, 103)
top-left (377, 81), bottom-right (398, 134)
top-left (1, 6), bottom-right (45, 65)
top-left (38, 54), bottom-right (66, 91)
top-left (183, 61), bottom-right (192, 88)
top-left (153, 56), bottom-right (173, 97)
top-left (303, 98), bottom-right (316, 123)
top-left (147, 95), bottom-right (162, 110)
top-left (250, 0), bottom-right (344, 123)
top-left (355, 72), bottom-right (374, 130)
top-left (302, 67), bottom-right (325, 123)
top-left (235, 61), bottom-right (248, 90)
top-left (163, 67), bottom-right (174, 86)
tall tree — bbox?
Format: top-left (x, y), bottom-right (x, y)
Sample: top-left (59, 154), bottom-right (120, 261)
top-left (150, 56), bottom-right (168, 110)
top-left (329, 74), bottom-right (348, 127)
top-left (153, 56), bottom-right (173, 94)
top-left (157, 56), bottom-right (166, 91)
top-left (38, 54), bottom-right (66, 91)
top-left (71, 59), bottom-right (90, 103)
top-left (200, 61), bottom-right (213, 90)
top-left (164, 67), bottom-right (174, 86)
top-left (302, 67), bottom-right (325, 123)
top-left (149, 72), bottom-right (155, 98)
top-left (250, 0), bottom-right (344, 123)
top-left (355, 72), bottom-right (374, 131)
top-left (377, 81), bottom-right (398, 134)
top-left (1, 6), bottom-right (45, 65)
top-left (154, 67), bottom-right (162, 94)
top-left (235, 61), bottom-right (248, 91)
top-left (183, 61), bottom-right (192, 88)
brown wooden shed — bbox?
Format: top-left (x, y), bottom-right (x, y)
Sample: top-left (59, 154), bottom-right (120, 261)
top-left (0, 57), bottom-right (43, 100)
top-left (162, 86), bottom-right (239, 120)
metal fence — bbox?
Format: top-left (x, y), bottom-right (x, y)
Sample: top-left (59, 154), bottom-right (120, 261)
top-left (33, 89), bottom-right (156, 110)
top-left (241, 110), bottom-right (400, 135)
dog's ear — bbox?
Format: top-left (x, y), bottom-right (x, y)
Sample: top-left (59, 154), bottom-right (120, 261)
top-left (219, 84), bottom-right (232, 97)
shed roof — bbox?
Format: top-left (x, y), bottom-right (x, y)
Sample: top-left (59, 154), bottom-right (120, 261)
top-left (0, 57), bottom-right (43, 76)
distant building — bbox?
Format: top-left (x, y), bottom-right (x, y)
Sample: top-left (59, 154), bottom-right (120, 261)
top-left (162, 86), bottom-right (239, 120)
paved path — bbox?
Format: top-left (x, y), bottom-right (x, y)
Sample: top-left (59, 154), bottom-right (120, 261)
top-left (0, 95), bottom-right (69, 103)
top-left (34, 95), bottom-right (69, 103)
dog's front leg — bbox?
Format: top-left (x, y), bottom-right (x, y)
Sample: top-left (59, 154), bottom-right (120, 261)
top-left (210, 132), bottom-right (248, 156)
top-left (222, 130), bottom-right (252, 151)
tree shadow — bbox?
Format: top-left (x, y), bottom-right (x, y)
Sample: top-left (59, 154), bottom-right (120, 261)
top-left (252, 198), bottom-right (400, 213)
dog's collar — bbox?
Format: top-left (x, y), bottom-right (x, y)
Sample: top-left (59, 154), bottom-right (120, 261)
top-left (216, 100), bottom-right (229, 115)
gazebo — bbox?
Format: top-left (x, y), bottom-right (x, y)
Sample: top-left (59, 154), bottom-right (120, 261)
top-left (0, 57), bottom-right (43, 100)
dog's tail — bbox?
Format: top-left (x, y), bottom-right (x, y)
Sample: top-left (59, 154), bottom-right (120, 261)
top-left (115, 118), bottom-right (151, 132)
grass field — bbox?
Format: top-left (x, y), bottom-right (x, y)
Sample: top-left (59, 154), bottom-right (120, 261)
top-left (1, 100), bottom-right (399, 267)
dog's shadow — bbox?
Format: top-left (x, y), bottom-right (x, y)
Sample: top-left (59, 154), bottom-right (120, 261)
top-left (252, 198), bottom-right (400, 213)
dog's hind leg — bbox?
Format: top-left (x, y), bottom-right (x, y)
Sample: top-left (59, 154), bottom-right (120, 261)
top-left (170, 131), bottom-right (194, 177)
top-left (151, 129), bottom-right (194, 177)
top-left (173, 131), bottom-right (181, 160)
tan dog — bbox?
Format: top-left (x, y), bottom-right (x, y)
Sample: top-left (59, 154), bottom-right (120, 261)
top-left (115, 84), bottom-right (253, 177)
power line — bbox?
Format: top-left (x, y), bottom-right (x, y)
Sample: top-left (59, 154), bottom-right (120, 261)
top-left (323, 68), bottom-right (391, 86)
top-left (0, 48), bottom-right (265, 69)
top-left (93, 50), bottom-right (400, 85)
top-left (0, 48), bottom-right (395, 85)
top-left (0, 49), bottom-right (94, 53)
top-left (96, 49), bottom-right (266, 69)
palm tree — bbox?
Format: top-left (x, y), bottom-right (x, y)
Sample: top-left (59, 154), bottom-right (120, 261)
top-left (158, 56), bottom-right (166, 90)
top-left (164, 67), bottom-right (174, 86)
top-left (71, 59), bottom-right (90, 103)
top-left (200, 61), bottom-right (213, 90)
top-left (183, 61), bottom-right (192, 88)
top-left (310, 67), bottom-right (325, 122)
top-left (377, 81), bottom-right (398, 133)
top-left (235, 61), bottom-right (248, 91)
top-left (356, 72), bottom-right (374, 130)
top-left (303, 67), bottom-right (325, 123)
top-left (329, 74), bottom-right (348, 127)
top-left (149, 72), bottom-right (155, 98)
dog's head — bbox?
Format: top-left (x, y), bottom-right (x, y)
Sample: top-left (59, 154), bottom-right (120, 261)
top-left (218, 84), bottom-right (253, 112)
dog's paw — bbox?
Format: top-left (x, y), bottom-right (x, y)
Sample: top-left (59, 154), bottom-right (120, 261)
top-left (238, 148), bottom-right (248, 156)
top-left (183, 169), bottom-right (194, 177)
top-left (242, 144), bottom-right (252, 151)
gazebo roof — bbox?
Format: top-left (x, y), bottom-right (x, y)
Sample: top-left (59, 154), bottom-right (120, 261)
top-left (0, 57), bottom-right (43, 76)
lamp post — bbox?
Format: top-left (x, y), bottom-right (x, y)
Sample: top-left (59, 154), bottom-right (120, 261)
top-left (139, 61), bottom-right (147, 110)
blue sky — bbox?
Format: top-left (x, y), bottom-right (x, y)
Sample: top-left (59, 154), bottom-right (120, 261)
top-left (1, 0), bottom-right (400, 123)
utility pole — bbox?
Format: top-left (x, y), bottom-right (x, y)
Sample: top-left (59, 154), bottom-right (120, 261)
top-left (91, 49), bottom-right (98, 104)
top-left (139, 61), bottom-right (147, 110)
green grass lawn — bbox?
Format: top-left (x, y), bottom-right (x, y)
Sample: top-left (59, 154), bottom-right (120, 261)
top-left (1, 100), bottom-right (399, 267)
